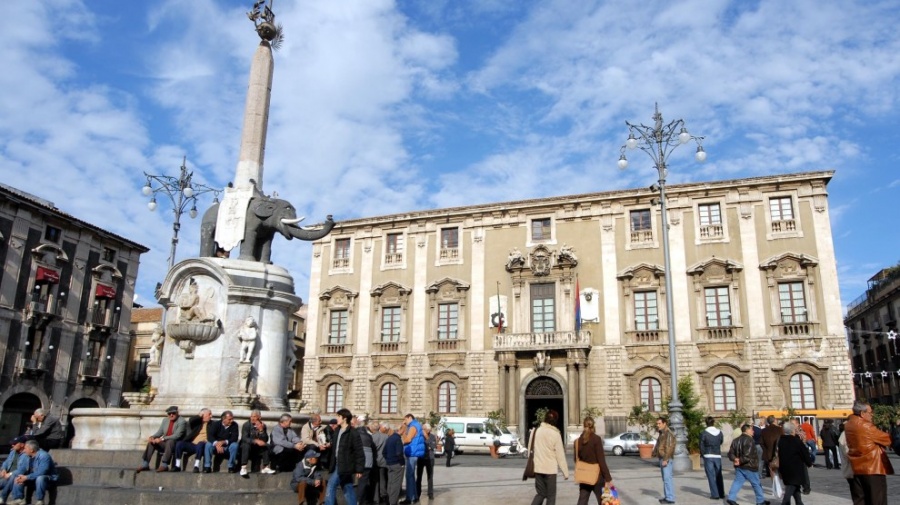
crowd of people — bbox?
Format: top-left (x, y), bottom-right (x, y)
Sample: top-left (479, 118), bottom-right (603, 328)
top-left (132, 405), bottom-right (447, 505)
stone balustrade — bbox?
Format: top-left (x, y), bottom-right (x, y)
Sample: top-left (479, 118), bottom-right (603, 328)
top-left (493, 330), bottom-right (591, 350)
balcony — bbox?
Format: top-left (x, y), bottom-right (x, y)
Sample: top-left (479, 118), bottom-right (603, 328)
top-left (630, 230), bottom-right (654, 244)
top-left (699, 326), bottom-right (743, 340)
top-left (430, 338), bottom-right (466, 352)
top-left (771, 219), bottom-right (797, 233)
top-left (332, 257), bottom-right (350, 269)
top-left (320, 342), bottom-right (353, 355)
top-left (493, 330), bottom-right (591, 351)
top-left (80, 357), bottom-right (107, 384)
top-left (699, 224), bottom-right (724, 238)
top-left (27, 299), bottom-right (63, 328)
top-left (91, 307), bottom-right (120, 330)
top-left (439, 248), bottom-right (459, 261)
top-left (373, 340), bottom-right (405, 353)
top-left (384, 253), bottom-right (403, 265)
top-left (774, 322), bottom-right (819, 337)
top-left (625, 329), bottom-right (666, 344)
top-left (18, 352), bottom-right (50, 376)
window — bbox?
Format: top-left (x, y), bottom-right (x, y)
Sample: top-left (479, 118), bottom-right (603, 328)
top-left (132, 353), bottom-right (150, 388)
top-left (466, 423), bottom-right (485, 434)
top-left (440, 228), bottom-right (459, 260)
top-left (329, 310), bottom-right (348, 343)
top-left (438, 381), bottom-right (457, 414)
top-left (790, 373), bottom-right (816, 409)
top-left (531, 218), bottom-right (552, 241)
top-left (102, 247), bottom-right (116, 263)
top-left (640, 377), bottom-right (662, 411)
top-left (531, 283), bottom-right (555, 333)
top-left (333, 238), bottom-right (351, 268)
top-left (634, 291), bottom-right (658, 330)
top-left (44, 226), bottom-right (61, 243)
top-left (385, 233), bottom-right (403, 264)
top-left (698, 203), bottom-right (723, 238)
top-left (83, 337), bottom-right (104, 376)
top-left (769, 197), bottom-right (794, 221)
top-left (712, 375), bottom-right (737, 411)
top-left (326, 384), bottom-right (343, 413)
top-left (705, 287), bottom-right (732, 327)
top-left (381, 307), bottom-right (401, 342)
top-left (631, 209), bottom-right (651, 231)
top-left (437, 303), bottom-right (458, 340)
top-left (778, 282), bottom-right (807, 323)
top-left (380, 383), bottom-right (398, 414)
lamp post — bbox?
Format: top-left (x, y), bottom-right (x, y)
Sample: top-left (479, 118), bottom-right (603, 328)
top-left (141, 157), bottom-right (220, 269)
top-left (618, 103), bottom-right (706, 472)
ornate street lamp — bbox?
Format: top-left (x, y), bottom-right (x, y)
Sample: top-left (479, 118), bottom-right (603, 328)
top-left (618, 103), bottom-right (706, 472)
top-left (141, 157), bottom-right (220, 269)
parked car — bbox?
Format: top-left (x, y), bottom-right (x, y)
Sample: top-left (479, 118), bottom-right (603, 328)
top-left (603, 431), bottom-right (654, 456)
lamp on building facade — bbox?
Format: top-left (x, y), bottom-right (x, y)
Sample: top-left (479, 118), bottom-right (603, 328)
top-left (618, 103), bottom-right (706, 472)
top-left (141, 157), bottom-right (220, 269)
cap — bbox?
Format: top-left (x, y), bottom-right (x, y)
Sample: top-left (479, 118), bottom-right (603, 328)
top-left (328, 418), bottom-right (338, 425)
top-left (304, 449), bottom-right (321, 459)
top-left (10, 435), bottom-right (28, 445)
top-left (165, 406), bottom-right (179, 414)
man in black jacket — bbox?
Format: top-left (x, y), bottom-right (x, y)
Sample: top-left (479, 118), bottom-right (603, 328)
top-left (726, 424), bottom-right (769, 505)
top-left (174, 407), bottom-right (211, 472)
top-left (29, 409), bottom-right (65, 451)
top-left (700, 417), bottom-right (724, 500)
top-left (203, 410), bottom-right (239, 473)
top-left (324, 408), bottom-right (365, 505)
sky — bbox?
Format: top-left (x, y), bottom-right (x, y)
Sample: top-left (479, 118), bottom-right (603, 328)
top-left (1, 0), bottom-right (899, 312)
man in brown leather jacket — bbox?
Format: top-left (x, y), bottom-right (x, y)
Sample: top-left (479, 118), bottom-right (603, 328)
top-left (845, 400), bottom-right (894, 505)
top-left (651, 417), bottom-right (676, 504)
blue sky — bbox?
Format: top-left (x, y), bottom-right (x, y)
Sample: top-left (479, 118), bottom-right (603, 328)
top-left (1, 0), bottom-right (899, 310)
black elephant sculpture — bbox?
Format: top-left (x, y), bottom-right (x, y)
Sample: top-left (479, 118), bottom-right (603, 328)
top-left (200, 195), bottom-right (335, 263)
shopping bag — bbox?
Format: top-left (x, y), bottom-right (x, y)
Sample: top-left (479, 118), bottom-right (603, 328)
top-left (771, 472), bottom-right (784, 499)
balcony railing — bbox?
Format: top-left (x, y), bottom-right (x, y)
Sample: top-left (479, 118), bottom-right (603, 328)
top-left (775, 322), bottom-right (819, 337)
top-left (699, 224), bottom-right (724, 238)
top-left (625, 329), bottom-right (666, 343)
top-left (431, 338), bottom-right (466, 352)
top-left (373, 340), bottom-right (404, 353)
top-left (439, 248), bottom-right (459, 261)
top-left (630, 230), bottom-right (654, 244)
top-left (493, 330), bottom-right (592, 350)
top-left (91, 308), bottom-right (120, 329)
top-left (332, 257), bottom-right (350, 269)
top-left (771, 219), bottom-right (796, 233)
top-left (384, 253), bottom-right (403, 265)
top-left (698, 326), bottom-right (742, 340)
top-left (320, 342), bottom-right (353, 355)
top-left (81, 357), bottom-right (104, 378)
top-left (18, 352), bottom-right (49, 374)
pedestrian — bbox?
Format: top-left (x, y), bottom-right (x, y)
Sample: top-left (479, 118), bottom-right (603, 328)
top-left (777, 421), bottom-right (813, 505)
top-left (574, 416), bottom-right (612, 505)
top-left (761, 416), bottom-right (783, 477)
top-left (752, 419), bottom-right (765, 476)
top-left (789, 420), bottom-right (811, 495)
top-left (700, 416), bottom-right (725, 500)
top-left (415, 423), bottom-right (437, 501)
top-left (725, 423), bottom-right (769, 505)
top-left (529, 409), bottom-right (569, 505)
top-left (845, 400), bottom-right (893, 505)
top-left (382, 423), bottom-right (405, 505)
top-left (799, 419), bottom-right (817, 467)
top-left (651, 416), bottom-right (676, 504)
top-left (890, 417), bottom-right (900, 457)
top-left (820, 420), bottom-right (840, 470)
top-left (399, 414), bottom-right (425, 505)
top-left (368, 420), bottom-right (388, 505)
top-left (443, 429), bottom-right (456, 467)
top-left (324, 408), bottom-right (366, 505)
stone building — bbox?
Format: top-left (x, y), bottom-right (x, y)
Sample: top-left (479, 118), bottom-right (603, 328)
top-left (0, 183), bottom-right (148, 444)
top-left (844, 264), bottom-right (900, 404)
top-left (123, 307), bottom-right (163, 394)
top-left (301, 171), bottom-right (852, 438)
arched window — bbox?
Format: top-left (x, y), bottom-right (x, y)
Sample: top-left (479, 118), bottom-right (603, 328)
top-left (380, 383), bottom-right (398, 414)
top-left (326, 383), bottom-right (343, 413)
top-left (640, 377), bottom-right (662, 411)
top-left (790, 373), bottom-right (816, 409)
top-left (712, 375), bottom-right (737, 411)
top-left (438, 381), bottom-right (457, 414)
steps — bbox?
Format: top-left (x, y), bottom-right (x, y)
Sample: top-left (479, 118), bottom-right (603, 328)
top-left (51, 449), bottom-right (303, 505)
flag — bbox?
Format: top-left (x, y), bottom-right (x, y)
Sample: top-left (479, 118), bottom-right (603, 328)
top-left (575, 278), bottom-right (582, 332)
top-left (495, 282), bottom-right (504, 334)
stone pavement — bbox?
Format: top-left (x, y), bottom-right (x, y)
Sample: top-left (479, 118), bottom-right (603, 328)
top-left (432, 459), bottom-right (855, 505)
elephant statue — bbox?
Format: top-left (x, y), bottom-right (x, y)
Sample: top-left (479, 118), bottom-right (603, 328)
top-left (200, 195), bottom-right (335, 263)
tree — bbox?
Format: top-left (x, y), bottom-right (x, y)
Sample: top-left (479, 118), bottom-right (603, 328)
top-left (663, 376), bottom-right (706, 454)
top-left (485, 408), bottom-right (507, 434)
top-left (628, 404), bottom-right (657, 443)
top-left (532, 407), bottom-right (549, 428)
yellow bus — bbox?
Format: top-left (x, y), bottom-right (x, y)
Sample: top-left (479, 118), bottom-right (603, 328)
top-left (756, 409), bottom-right (853, 426)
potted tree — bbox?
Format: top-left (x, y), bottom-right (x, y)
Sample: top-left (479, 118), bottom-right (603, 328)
top-left (485, 409), bottom-right (507, 459)
top-left (628, 404), bottom-right (657, 459)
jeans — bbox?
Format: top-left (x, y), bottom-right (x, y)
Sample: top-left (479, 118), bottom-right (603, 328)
top-left (530, 473), bottom-right (557, 505)
top-left (11, 474), bottom-right (58, 501)
top-left (659, 458), bottom-right (675, 501)
top-left (404, 455), bottom-right (418, 502)
top-left (756, 444), bottom-right (766, 476)
top-left (325, 471), bottom-right (358, 505)
top-left (204, 441), bottom-right (239, 470)
top-left (727, 467), bottom-right (765, 504)
top-left (175, 440), bottom-right (206, 468)
top-left (703, 456), bottom-right (725, 498)
top-left (805, 439), bottom-right (817, 465)
top-left (0, 472), bottom-right (20, 499)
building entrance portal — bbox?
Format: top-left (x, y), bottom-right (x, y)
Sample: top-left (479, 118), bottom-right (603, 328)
top-left (0, 393), bottom-right (42, 452)
top-left (524, 376), bottom-right (565, 443)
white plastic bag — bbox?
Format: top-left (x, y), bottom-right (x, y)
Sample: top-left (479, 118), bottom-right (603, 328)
top-left (772, 473), bottom-right (785, 499)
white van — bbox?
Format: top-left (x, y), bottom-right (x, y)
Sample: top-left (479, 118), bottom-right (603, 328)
top-left (435, 416), bottom-right (520, 456)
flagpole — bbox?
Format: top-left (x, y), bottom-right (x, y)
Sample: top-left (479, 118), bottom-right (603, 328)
top-left (496, 281), bottom-right (503, 334)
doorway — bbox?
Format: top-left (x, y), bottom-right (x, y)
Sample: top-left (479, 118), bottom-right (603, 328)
top-left (0, 393), bottom-right (42, 453)
top-left (523, 376), bottom-right (565, 444)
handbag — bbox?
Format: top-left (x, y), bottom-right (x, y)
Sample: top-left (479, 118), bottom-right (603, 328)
top-left (574, 439), bottom-right (601, 485)
top-left (769, 442), bottom-right (780, 474)
top-left (522, 429), bottom-right (536, 480)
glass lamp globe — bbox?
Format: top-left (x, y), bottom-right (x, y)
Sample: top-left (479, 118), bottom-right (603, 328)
top-left (183, 187), bottom-right (194, 198)
top-left (626, 134), bottom-right (638, 150)
top-left (148, 199), bottom-right (158, 212)
top-left (695, 146), bottom-right (707, 162)
top-left (617, 155), bottom-right (628, 170)
top-left (678, 128), bottom-right (690, 144)
top-left (142, 185), bottom-right (153, 196)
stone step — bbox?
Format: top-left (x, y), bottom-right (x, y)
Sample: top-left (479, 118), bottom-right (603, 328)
top-left (61, 465), bottom-right (293, 491)
top-left (58, 485), bottom-right (301, 505)
top-left (51, 448), bottom-right (145, 467)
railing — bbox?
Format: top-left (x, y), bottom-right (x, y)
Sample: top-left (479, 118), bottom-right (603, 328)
top-left (771, 219), bottom-right (796, 233)
top-left (630, 230), bottom-right (654, 244)
top-left (699, 326), bottom-right (742, 340)
top-left (91, 308), bottom-right (120, 328)
top-left (373, 340), bottom-right (403, 353)
top-left (81, 357), bottom-right (103, 377)
top-left (493, 330), bottom-right (592, 350)
top-left (847, 273), bottom-right (900, 317)
top-left (625, 329), bottom-right (666, 343)
top-left (19, 352), bottom-right (49, 373)
top-left (384, 253), bottom-right (403, 265)
top-left (332, 257), bottom-right (350, 269)
top-left (320, 342), bottom-right (352, 355)
top-left (431, 338), bottom-right (465, 352)
top-left (699, 224), bottom-right (724, 238)
top-left (439, 248), bottom-right (459, 260)
top-left (775, 322), bottom-right (818, 337)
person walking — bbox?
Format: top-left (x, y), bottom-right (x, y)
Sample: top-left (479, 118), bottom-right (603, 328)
top-left (845, 400), bottom-right (893, 505)
top-left (777, 422), bottom-right (813, 505)
top-left (820, 420), bottom-right (840, 470)
top-left (443, 429), bottom-right (456, 467)
top-left (415, 423), bottom-right (437, 501)
top-left (760, 416), bottom-right (783, 478)
top-left (725, 423), bottom-right (769, 505)
top-left (529, 409), bottom-right (569, 505)
top-left (799, 420), bottom-right (817, 467)
top-left (651, 417), bottom-right (676, 504)
top-left (574, 416), bottom-right (612, 505)
top-left (324, 408), bottom-right (366, 505)
top-left (700, 416), bottom-right (725, 500)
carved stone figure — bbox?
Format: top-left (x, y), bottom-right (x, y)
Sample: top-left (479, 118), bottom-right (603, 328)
top-left (238, 316), bottom-right (259, 363)
top-left (149, 325), bottom-right (164, 366)
top-left (178, 279), bottom-right (212, 323)
top-left (557, 243), bottom-right (578, 264)
top-left (533, 351), bottom-right (551, 373)
top-left (506, 248), bottom-right (525, 269)
top-left (199, 195), bottom-right (335, 263)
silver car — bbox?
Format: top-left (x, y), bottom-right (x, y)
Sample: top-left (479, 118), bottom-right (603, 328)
top-left (603, 432), bottom-right (646, 456)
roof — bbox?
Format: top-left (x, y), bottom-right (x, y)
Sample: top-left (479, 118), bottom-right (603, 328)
top-left (0, 183), bottom-right (150, 252)
top-left (131, 307), bottom-right (163, 323)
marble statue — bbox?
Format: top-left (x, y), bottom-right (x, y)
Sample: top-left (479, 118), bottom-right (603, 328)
top-left (238, 316), bottom-right (259, 363)
top-left (149, 325), bottom-right (163, 366)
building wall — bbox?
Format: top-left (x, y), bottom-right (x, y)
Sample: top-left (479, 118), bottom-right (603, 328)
top-left (302, 171), bottom-right (852, 435)
top-left (0, 185), bottom-right (147, 444)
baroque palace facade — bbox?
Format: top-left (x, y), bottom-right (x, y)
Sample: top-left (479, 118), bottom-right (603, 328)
top-left (0, 184), bottom-right (147, 445)
top-left (301, 171), bottom-right (851, 437)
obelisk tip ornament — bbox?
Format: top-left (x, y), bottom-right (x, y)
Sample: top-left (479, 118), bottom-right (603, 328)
top-left (247, 0), bottom-right (284, 47)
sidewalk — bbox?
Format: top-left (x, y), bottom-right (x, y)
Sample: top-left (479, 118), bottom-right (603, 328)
top-left (434, 463), bottom-right (853, 505)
